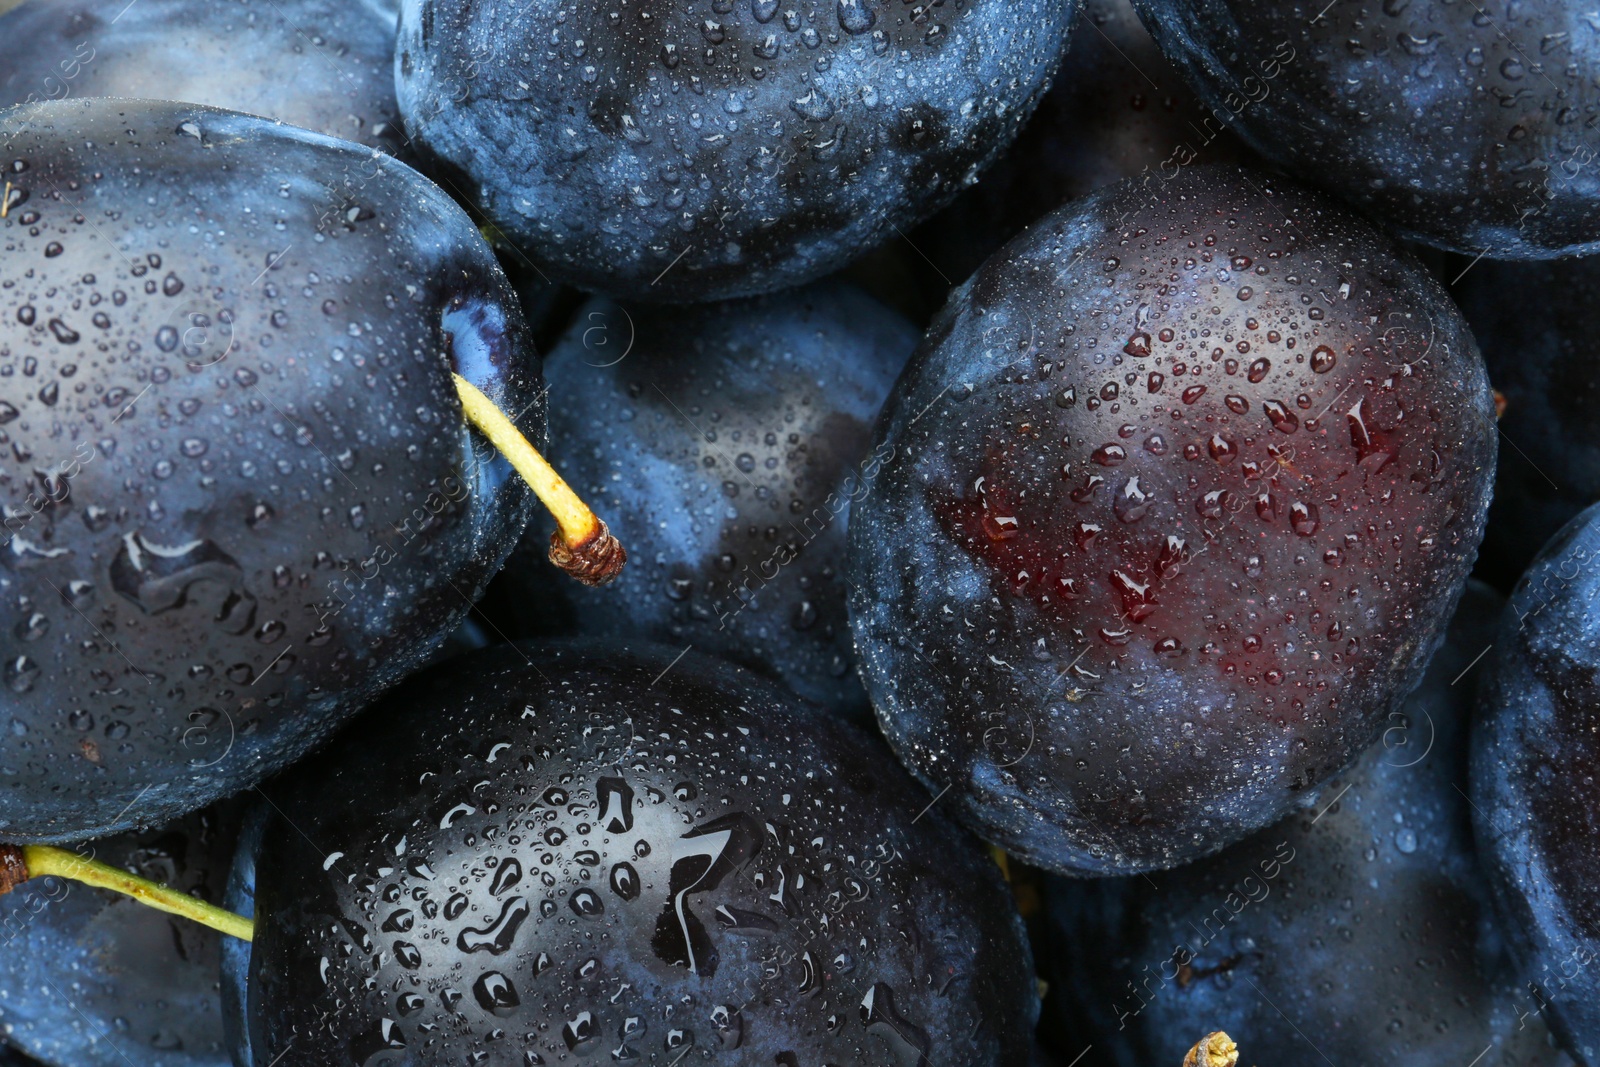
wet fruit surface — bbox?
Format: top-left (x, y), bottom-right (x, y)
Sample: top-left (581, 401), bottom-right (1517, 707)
top-left (1456, 256), bottom-right (1600, 591)
top-left (486, 281), bottom-right (917, 715)
top-left (0, 98), bottom-right (537, 842)
top-left (1132, 0), bottom-right (1600, 257)
top-left (0, 0), bottom-right (404, 154)
top-left (394, 0), bottom-right (1079, 302)
top-left (848, 165), bottom-right (1497, 875)
top-left (233, 640), bottom-right (1037, 1066)
top-left (1474, 502), bottom-right (1600, 1066)
top-left (911, 0), bottom-right (1254, 286)
top-left (0, 804), bottom-right (238, 1067)
top-left (1043, 582), bottom-right (1573, 1067)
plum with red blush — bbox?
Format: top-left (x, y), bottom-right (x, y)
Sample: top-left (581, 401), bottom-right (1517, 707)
top-left (847, 165), bottom-right (1497, 876)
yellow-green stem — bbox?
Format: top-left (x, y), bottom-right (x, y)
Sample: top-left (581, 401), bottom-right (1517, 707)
top-left (452, 373), bottom-right (626, 585)
top-left (23, 844), bottom-right (254, 942)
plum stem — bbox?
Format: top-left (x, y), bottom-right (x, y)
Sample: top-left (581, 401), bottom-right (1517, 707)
top-left (452, 373), bottom-right (626, 586)
top-left (1183, 1032), bottom-right (1238, 1067)
top-left (0, 844), bottom-right (253, 941)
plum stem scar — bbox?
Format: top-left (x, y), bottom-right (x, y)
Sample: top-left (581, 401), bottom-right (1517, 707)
top-left (452, 373), bottom-right (626, 585)
top-left (1183, 1032), bottom-right (1238, 1067)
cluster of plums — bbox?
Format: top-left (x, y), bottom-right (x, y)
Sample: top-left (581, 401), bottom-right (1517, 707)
top-left (0, 0), bottom-right (1597, 1064)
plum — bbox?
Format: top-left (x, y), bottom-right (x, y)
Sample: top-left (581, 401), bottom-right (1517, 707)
top-left (910, 0), bottom-right (1254, 286)
top-left (393, 0), bottom-right (1079, 302)
top-left (1474, 502), bottom-right (1600, 1065)
top-left (0, 0), bottom-right (404, 154)
top-left (847, 164), bottom-right (1497, 876)
top-left (1455, 256), bottom-right (1600, 591)
top-left (1042, 581), bottom-right (1574, 1067)
top-left (483, 281), bottom-right (917, 714)
top-left (0, 97), bottom-right (540, 842)
top-left (0, 804), bottom-right (238, 1067)
top-left (224, 640), bottom-right (1038, 1066)
top-left (1131, 0), bottom-right (1600, 258)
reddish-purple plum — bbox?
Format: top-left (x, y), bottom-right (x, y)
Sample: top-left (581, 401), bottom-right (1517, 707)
top-left (848, 165), bottom-right (1497, 875)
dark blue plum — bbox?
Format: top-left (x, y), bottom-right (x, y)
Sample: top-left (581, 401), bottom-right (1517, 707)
top-left (1131, 0), bottom-right (1600, 258)
top-left (0, 0), bottom-right (403, 154)
top-left (1474, 502), bottom-right (1600, 1065)
top-left (848, 165), bottom-right (1497, 876)
top-left (0, 98), bottom-right (538, 842)
top-left (0, 804), bottom-right (238, 1067)
top-left (394, 0), bottom-right (1079, 302)
top-left (1455, 257), bottom-right (1600, 591)
top-left (482, 281), bottom-right (917, 714)
top-left (225, 640), bottom-right (1039, 1066)
top-left (910, 0), bottom-right (1254, 286)
top-left (1041, 581), bottom-right (1573, 1067)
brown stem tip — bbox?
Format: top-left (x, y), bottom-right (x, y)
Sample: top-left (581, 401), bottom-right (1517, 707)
top-left (1184, 1032), bottom-right (1239, 1067)
top-left (0, 844), bottom-right (29, 894)
top-left (549, 518), bottom-right (627, 586)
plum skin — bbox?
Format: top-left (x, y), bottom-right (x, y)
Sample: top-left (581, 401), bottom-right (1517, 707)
top-left (394, 0), bottom-right (1079, 302)
top-left (485, 281), bottom-right (917, 716)
top-left (911, 0), bottom-right (1255, 286)
top-left (1131, 0), bottom-right (1600, 258)
top-left (0, 0), bottom-right (404, 155)
top-left (1042, 582), bottom-right (1573, 1067)
top-left (848, 164), bottom-right (1496, 877)
top-left (0, 804), bottom-right (238, 1067)
top-left (0, 98), bottom-right (537, 843)
top-left (1474, 502), bottom-right (1600, 1066)
top-left (227, 641), bottom-right (1038, 1066)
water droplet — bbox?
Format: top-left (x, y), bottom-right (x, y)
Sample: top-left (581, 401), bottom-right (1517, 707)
top-left (1264, 399), bottom-right (1298, 434)
top-left (611, 861), bottom-right (640, 901)
top-left (458, 896), bottom-right (530, 955)
top-left (837, 0), bottom-right (876, 33)
top-left (569, 888), bottom-right (605, 917)
top-left (109, 532), bottom-right (257, 634)
top-left (5, 655), bottom-right (40, 693)
top-left (1113, 476), bottom-right (1149, 524)
top-left (472, 971), bottom-right (521, 1017)
top-left (1290, 501), bottom-right (1320, 537)
top-left (489, 858), bottom-right (522, 895)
